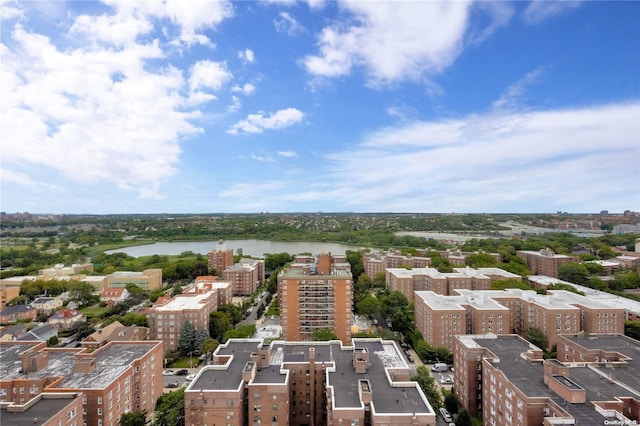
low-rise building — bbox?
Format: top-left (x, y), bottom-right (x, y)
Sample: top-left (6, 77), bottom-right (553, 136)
top-left (31, 297), bottom-right (64, 314)
top-left (47, 309), bottom-right (85, 330)
top-left (100, 288), bottom-right (130, 305)
top-left (516, 248), bottom-right (578, 278)
top-left (0, 392), bottom-right (84, 426)
top-left (184, 338), bottom-right (436, 426)
top-left (106, 269), bottom-right (162, 291)
top-left (0, 305), bottom-right (37, 323)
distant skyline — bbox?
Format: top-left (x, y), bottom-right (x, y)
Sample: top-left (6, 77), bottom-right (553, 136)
top-left (1, 1), bottom-right (638, 214)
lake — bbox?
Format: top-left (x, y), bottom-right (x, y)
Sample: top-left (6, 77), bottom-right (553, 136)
top-left (105, 240), bottom-right (366, 258)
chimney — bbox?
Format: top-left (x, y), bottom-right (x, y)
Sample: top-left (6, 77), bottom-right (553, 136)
top-left (75, 355), bottom-right (96, 373)
top-left (353, 347), bottom-right (369, 374)
top-left (21, 351), bottom-right (48, 373)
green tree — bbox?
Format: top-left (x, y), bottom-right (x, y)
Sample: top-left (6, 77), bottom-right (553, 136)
top-left (154, 388), bottom-right (185, 426)
top-left (121, 312), bottom-right (149, 327)
top-left (178, 320), bottom-right (195, 356)
top-left (373, 271), bottom-right (386, 287)
top-left (201, 338), bottom-right (219, 358)
top-left (526, 326), bottom-right (547, 350)
top-left (356, 294), bottom-right (381, 317)
top-left (558, 263), bottom-right (589, 285)
top-left (491, 278), bottom-right (532, 291)
top-left (546, 283), bottom-right (585, 295)
top-left (209, 311), bottom-right (233, 341)
top-left (67, 281), bottom-right (95, 305)
top-left (625, 321), bottom-right (640, 340)
top-left (312, 328), bottom-right (338, 341)
top-left (223, 324), bottom-right (256, 341)
top-left (119, 411), bottom-right (146, 426)
top-left (194, 327), bottom-right (209, 355)
top-left (444, 390), bottom-right (458, 414)
top-left (502, 256), bottom-right (531, 276)
top-left (48, 335), bottom-right (59, 346)
top-left (467, 253), bottom-right (498, 268)
top-left (218, 304), bottom-right (243, 325)
top-left (264, 252), bottom-right (293, 271)
top-left (69, 321), bottom-right (95, 341)
top-left (411, 366), bottom-right (441, 407)
top-left (455, 409), bottom-right (472, 426)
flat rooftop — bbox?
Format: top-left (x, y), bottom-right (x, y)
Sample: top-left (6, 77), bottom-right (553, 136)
top-left (279, 268), bottom-right (352, 278)
top-left (188, 340), bottom-right (262, 391)
top-left (471, 335), bottom-right (637, 424)
top-left (154, 292), bottom-right (214, 310)
top-left (417, 290), bottom-right (510, 311)
top-left (0, 341), bottom-right (160, 389)
top-left (0, 394), bottom-right (82, 426)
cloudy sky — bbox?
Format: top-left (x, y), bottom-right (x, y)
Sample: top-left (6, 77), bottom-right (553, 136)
top-left (1, 0), bottom-right (638, 214)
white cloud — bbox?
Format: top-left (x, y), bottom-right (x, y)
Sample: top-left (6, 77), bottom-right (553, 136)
top-left (523, 0), bottom-right (581, 25)
top-left (227, 108), bottom-right (305, 135)
top-left (302, 1), bottom-right (472, 84)
top-left (274, 12), bottom-right (307, 36)
top-left (467, 2), bottom-right (514, 45)
top-left (251, 154), bottom-right (276, 162)
top-left (0, 18), bottom-right (215, 199)
top-left (278, 150), bottom-right (298, 158)
top-left (491, 67), bottom-right (545, 112)
top-left (231, 83), bottom-right (256, 95)
top-left (315, 102), bottom-right (640, 212)
top-left (189, 60), bottom-right (233, 92)
top-left (227, 95), bottom-right (241, 112)
top-left (238, 48), bottom-right (255, 63)
top-left (1, 0), bottom-right (24, 20)
top-left (0, 168), bottom-right (36, 186)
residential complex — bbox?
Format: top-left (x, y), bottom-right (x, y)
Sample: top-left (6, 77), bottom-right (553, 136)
top-left (415, 288), bottom-right (624, 350)
top-left (184, 338), bottom-right (435, 426)
top-left (516, 249), bottom-right (578, 278)
top-left (0, 392), bottom-right (84, 426)
top-left (386, 266), bottom-right (517, 302)
top-left (208, 239), bottom-right (234, 273)
top-left (278, 253), bottom-right (354, 343)
top-left (453, 333), bottom-right (640, 424)
top-left (0, 340), bottom-right (163, 426)
top-left (146, 281), bottom-right (231, 351)
top-left (223, 258), bottom-right (265, 295)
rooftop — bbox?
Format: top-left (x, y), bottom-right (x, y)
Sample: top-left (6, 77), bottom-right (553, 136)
top-left (154, 292), bottom-right (215, 311)
top-left (0, 393), bottom-right (82, 426)
top-left (0, 341), bottom-right (160, 389)
top-left (416, 290), bottom-right (510, 311)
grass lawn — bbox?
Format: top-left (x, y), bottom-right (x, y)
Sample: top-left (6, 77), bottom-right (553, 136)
top-left (169, 357), bottom-right (198, 368)
top-left (80, 306), bottom-right (109, 318)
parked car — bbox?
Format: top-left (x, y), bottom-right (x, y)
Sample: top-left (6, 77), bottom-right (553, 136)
top-left (372, 319), bottom-right (378, 325)
top-left (407, 355), bottom-right (414, 363)
top-left (185, 374), bottom-right (197, 381)
top-left (175, 369), bottom-right (188, 376)
top-left (162, 370), bottom-right (175, 376)
top-left (439, 407), bottom-right (453, 423)
top-left (166, 381), bottom-right (180, 388)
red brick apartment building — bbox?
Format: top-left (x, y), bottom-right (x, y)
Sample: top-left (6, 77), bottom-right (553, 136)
top-left (223, 258), bottom-right (265, 295)
top-left (184, 338), bottom-right (435, 426)
top-left (416, 288), bottom-right (624, 351)
top-left (516, 248), bottom-right (578, 278)
top-left (147, 282), bottom-right (229, 351)
top-left (207, 239), bottom-right (234, 273)
top-left (1, 392), bottom-right (84, 426)
top-left (278, 253), bottom-right (354, 343)
top-left (0, 340), bottom-right (163, 426)
top-left (453, 333), bottom-right (640, 425)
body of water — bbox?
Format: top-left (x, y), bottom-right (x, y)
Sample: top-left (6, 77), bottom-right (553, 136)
top-left (105, 240), bottom-right (365, 258)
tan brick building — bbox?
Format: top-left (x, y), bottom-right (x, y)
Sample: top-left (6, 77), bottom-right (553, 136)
top-left (207, 239), bottom-right (234, 274)
top-left (278, 253), bottom-right (353, 343)
top-left (516, 249), bottom-right (577, 278)
top-left (106, 269), bottom-right (162, 291)
top-left (223, 258), bottom-right (265, 295)
top-left (184, 338), bottom-right (435, 426)
top-left (0, 340), bottom-right (163, 426)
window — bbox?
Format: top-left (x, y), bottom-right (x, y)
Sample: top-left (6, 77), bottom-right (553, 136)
top-left (98, 408), bottom-right (103, 415)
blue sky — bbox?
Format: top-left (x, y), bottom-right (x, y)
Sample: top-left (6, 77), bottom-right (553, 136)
top-left (1, 0), bottom-right (638, 214)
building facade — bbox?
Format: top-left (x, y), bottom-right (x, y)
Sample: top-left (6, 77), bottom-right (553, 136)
top-left (106, 269), bottom-right (162, 291)
top-left (207, 240), bottom-right (234, 274)
top-left (516, 249), bottom-right (578, 278)
top-left (223, 258), bottom-right (265, 295)
top-left (278, 253), bottom-right (354, 343)
top-left (184, 338), bottom-right (435, 426)
top-left (0, 340), bottom-right (163, 426)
